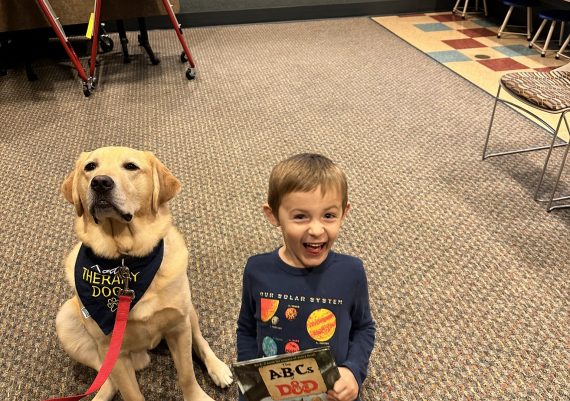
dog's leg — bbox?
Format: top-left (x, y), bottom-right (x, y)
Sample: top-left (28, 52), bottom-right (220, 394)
top-left (131, 351), bottom-right (151, 371)
top-left (188, 303), bottom-right (233, 388)
top-left (165, 317), bottom-right (214, 401)
top-left (93, 380), bottom-right (119, 401)
top-left (106, 354), bottom-right (145, 401)
top-left (56, 299), bottom-right (119, 401)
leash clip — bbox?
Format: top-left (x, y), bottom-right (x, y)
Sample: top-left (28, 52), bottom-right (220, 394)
top-left (118, 260), bottom-right (135, 299)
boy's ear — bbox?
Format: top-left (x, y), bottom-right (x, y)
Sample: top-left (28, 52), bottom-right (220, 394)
top-left (341, 202), bottom-right (351, 222)
top-left (263, 204), bottom-right (280, 227)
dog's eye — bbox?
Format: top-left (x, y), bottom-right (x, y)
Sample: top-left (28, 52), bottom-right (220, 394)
top-left (124, 162), bottom-right (139, 171)
top-left (84, 162), bottom-right (97, 171)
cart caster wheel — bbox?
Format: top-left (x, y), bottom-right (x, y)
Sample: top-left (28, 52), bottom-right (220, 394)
top-left (82, 77), bottom-right (96, 97)
top-left (83, 83), bottom-right (94, 97)
top-left (180, 52), bottom-right (187, 63)
top-left (185, 67), bottom-right (196, 80)
top-left (100, 36), bottom-right (114, 53)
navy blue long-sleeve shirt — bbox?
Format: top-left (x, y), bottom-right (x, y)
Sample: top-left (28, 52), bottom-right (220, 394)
top-left (236, 249), bottom-right (375, 401)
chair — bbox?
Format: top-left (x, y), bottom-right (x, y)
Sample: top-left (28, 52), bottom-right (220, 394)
top-left (482, 63), bottom-right (570, 211)
top-left (529, 10), bottom-right (570, 57)
top-left (452, 0), bottom-right (488, 19)
top-left (556, 32), bottom-right (570, 59)
top-left (497, 0), bottom-right (538, 40)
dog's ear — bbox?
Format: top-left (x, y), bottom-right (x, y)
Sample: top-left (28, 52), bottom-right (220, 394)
top-left (147, 152), bottom-right (181, 213)
top-left (61, 152), bottom-right (87, 217)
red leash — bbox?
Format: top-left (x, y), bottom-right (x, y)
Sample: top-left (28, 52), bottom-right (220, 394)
top-left (42, 294), bottom-right (133, 401)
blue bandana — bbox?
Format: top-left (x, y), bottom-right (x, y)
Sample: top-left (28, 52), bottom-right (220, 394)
top-left (74, 240), bottom-right (164, 334)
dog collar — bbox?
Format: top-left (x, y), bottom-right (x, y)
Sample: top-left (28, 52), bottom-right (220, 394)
top-left (74, 240), bottom-right (164, 334)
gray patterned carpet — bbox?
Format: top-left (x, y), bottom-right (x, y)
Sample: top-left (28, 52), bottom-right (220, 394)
top-left (0, 16), bottom-right (568, 401)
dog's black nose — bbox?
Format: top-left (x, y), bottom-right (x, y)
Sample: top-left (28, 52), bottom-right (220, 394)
top-left (91, 175), bottom-right (115, 193)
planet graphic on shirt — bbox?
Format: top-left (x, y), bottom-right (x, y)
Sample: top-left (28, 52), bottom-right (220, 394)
top-left (284, 341), bottom-right (300, 353)
top-left (260, 298), bottom-right (279, 322)
top-left (285, 307), bottom-right (298, 320)
top-left (262, 336), bottom-right (278, 357)
top-left (306, 308), bottom-right (336, 342)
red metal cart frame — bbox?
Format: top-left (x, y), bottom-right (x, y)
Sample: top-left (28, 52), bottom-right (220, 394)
top-left (35, 0), bottom-right (196, 96)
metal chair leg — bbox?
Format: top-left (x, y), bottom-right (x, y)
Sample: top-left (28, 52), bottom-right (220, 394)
top-left (498, 6), bottom-right (514, 38)
top-left (534, 113), bottom-right (566, 202)
top-left (453, 0), bottom-right (462, 16)
top-left (483, 85), bottom-right (501, 160)
top-left (545, 112), bottom-right (570, 211)
top-left (527, 7), bottom-right (532, 40)
top-left (542, 20), bottom-right (557, 56)
top-left (530, 19), bottom-right (548, 49)
top-left (556, 33), bottom-right (570, 59)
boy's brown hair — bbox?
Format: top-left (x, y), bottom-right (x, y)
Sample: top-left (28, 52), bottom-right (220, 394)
top-left (267, 153), bottom-right (348, 215)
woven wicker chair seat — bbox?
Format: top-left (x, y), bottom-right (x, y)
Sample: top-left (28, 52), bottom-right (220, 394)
top-left (501, 71), bottom-right (570, 112)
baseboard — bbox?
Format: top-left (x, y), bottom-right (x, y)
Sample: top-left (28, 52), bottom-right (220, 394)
top-left (121, 1), bottom-right (450, 30)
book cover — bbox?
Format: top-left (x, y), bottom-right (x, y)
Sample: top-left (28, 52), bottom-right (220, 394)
top-left (231, 346), bottom-right (340, 401)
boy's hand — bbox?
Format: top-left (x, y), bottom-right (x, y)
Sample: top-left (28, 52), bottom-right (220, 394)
top-left (326, 367), bottom-right (359, 401)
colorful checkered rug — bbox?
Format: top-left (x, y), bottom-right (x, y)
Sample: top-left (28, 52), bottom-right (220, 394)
top-left (372, 12), bottom-right (569, 139)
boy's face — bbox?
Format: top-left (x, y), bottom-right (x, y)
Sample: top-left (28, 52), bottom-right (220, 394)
top-left (264, 186), bottom-right (350, 268)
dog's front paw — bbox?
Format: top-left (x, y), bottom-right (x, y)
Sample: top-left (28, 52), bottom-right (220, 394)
top-left (206, 358), bottom-right (233, 388)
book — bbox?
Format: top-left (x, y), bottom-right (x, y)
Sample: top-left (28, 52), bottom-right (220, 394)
top-left (231, 346), bottom-right (341, 401)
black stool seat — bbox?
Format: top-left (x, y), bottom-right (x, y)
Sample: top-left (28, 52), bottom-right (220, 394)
top-left (503, 0), bottom-right (536, 7)
top-left (538, 10), bottom-right (570, 21)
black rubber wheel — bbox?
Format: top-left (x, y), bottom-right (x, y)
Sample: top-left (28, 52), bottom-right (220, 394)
top-left (100, 36), bottom-right (114, 53)
top-left (180, 52), bottom-right (187, 63)
top-left (185, 67), bottom-right (196, 80)
top-left (83, 83), bottom-right (93, 97)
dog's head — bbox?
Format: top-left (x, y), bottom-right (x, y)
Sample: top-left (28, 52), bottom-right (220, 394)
top-left (61, 147), bottom-right (180, 224)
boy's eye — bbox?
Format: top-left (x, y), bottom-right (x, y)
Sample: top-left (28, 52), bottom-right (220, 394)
top-left (293, 214), bottom-right (306, 220)
top-left (324, 213), bottom-right (337, 219)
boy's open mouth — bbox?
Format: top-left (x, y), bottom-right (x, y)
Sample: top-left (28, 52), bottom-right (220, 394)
top-left (304, 242), bottom-right (326, 254)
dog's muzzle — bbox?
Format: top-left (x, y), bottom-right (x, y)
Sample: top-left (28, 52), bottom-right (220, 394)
top-left (89, 175), bottom-right (133, 223)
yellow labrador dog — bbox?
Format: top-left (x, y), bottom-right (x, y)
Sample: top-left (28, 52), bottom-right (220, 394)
top-left (56, 146), bottom-right (232, 401)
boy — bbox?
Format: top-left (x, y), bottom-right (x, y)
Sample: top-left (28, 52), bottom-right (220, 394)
top-left (236, 153), bottom-right (376, 401)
